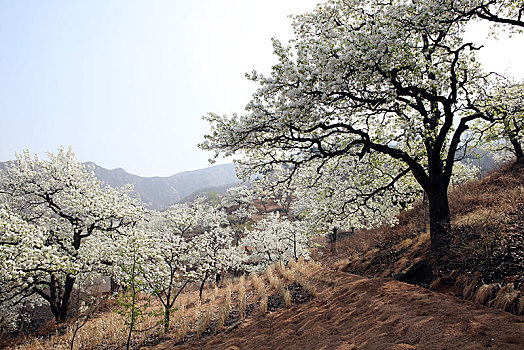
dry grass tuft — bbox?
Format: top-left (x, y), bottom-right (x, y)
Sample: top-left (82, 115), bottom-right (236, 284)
top-left (174, 305), bottom-right (190, 343)
top-left (463, 272), bottom-right (482, 300)
top-left (195, 306), bottom-right (214, 339)
top-left (429, 277), bottom-right (442, 291)
top-left (288, 258), bottom-right (298, 271)
top-left (333, 258), bottom-right (350, 271)
top-left (259, 292), bottom-right (268, 316)
top-left (517, 295), bottom-right (524, 316)
top-left (266, 265), bottom-right (278, 289)
top-left (283, 289), bottom-right (292, 308)
top-left (251, 273), bottom-right (266, 301)
top-left (490, 284), bottom-right (520, 313)
top-left (216, 306), bottom-right (227, 332)
top-left (12, 307), bottom-right (161, 350)
top-left (474, 284), bottom-right (499, 305)
top-left (238, 274), bottom-right (246, 290)
top-left (238, 283), bottom-right (247, 320)
top-left (276, 261), bottom-right (286, 277)
top-left (453, 275), bottom-right (469, 296)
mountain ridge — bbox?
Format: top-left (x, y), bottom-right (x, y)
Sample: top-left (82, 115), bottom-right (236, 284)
top-left (0, 161), bottom-right (239, 210)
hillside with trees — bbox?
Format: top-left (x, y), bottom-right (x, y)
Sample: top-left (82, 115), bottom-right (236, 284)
top-left (1, 0), bottom-right (523, 349)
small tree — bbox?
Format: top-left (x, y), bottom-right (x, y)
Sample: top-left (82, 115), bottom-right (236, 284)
top-left (221, 186), bottom-right (257, 246)
top-left (241, 213), bottom-right (310, 268)
top-left (164, 203), bottom-right (197, 238)
top-left (139, 227), bottom-right (198, 333)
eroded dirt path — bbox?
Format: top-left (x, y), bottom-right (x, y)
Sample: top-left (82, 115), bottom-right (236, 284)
top-left (151, 269), bottom-right (523, 350)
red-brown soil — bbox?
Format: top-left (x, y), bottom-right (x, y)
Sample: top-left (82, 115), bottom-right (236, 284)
top-left (150, 268), bottom-right (524, 350)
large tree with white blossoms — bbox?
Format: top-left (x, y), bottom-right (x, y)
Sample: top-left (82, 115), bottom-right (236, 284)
top-left (0, 148), bottom-right (144, 323)
top-left (201, 0), bottom-right (516, 256)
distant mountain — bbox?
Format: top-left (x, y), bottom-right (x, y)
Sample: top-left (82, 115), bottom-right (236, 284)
top-left (0, 161), bottom-right (239, 210)
top-left (89, 163), bottom-right (240, 210)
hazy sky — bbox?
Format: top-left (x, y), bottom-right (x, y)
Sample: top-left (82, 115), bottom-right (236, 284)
top-left (1, 1), bottom-right (523, 176)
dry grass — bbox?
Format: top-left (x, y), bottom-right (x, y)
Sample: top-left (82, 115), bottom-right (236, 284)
top-left (490, 284), bottom-right (520, 313)
top-left (283, 289), bottom-right (292, 308)
top-left (10, 253), bottom-right (319, 348)
top-left (10, 265), bottom-right (321, 349)
top-left (266, 266), bottom-right (278, 290)
top-left (474, 284), bottom-right (499, 305)
top-left (238, 284), bottom-right (247, 320)
top-left (251, 273), bottom-right (266, 301)
top-left (13, 306), bottom-right (159, 350)
top-left (195, 306), bottom-right (214, 339)
top-left (463, 272), bottom-right (482, 301)
top-left (259, 292), bottom-right (268, 316)
top-left (518, 296), bottom-right (524, 316)
top-left (173, 305), bottom-right (190, 343)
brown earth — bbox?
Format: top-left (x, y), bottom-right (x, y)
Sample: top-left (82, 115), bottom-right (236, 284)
top-left (149, 268), bottom-right (524, 350)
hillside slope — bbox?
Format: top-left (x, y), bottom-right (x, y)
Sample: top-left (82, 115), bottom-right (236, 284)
top-left (150, 268), bottom-right (523, 350)
top-left (319, 161), bottom-right (523, 317)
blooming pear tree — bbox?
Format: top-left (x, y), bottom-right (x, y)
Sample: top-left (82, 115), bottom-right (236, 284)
top-left (241, 213), bottom-right (310, 268)
top-left (201, 0), bottom-right (513, 255)
top-left (221, 186), bottom-right (257, 245)
top-left (290, 154), bottom-right (421, 235)
top-left (192, 226), bottom-right (244, 297)
top-left (164, 203), bottom-right (197, 238)
top-left (111, 223), bottom-right (201, 334)
top-left (0, 148), bottom-right (144, 323)
top-left (193, 197), bottom-right (229, 233)
top-left (440, 0), bottom-right (524, 28)
top-left (474, 80), bottom-right (524, 161)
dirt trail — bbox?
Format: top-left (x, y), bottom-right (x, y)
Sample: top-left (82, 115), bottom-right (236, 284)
top-left (150, 268), bottom-right (523, 350)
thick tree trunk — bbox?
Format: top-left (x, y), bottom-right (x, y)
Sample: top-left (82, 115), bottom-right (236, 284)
top-left (510, 138), bottom-right (523, 161)
top-left (58, 275), bottom-right (76, 322)
top-left (427, 184), bottom-right (451, 255)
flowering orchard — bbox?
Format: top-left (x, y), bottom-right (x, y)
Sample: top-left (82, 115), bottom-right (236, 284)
top-left (0, 151), bottom-right (311, 332)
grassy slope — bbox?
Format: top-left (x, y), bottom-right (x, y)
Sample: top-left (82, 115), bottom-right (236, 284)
top-left (325, 161), bottom-right (523, 314)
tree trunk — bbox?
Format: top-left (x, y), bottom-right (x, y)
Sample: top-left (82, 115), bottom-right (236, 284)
top-left (427, 184), bottom-right (451, 255)
top-left (199, 273), bottom-right (209, 300)
top-left (163, 308), bottom-right (170, 333)
top-left (510, 137), bottom-right (523, 161)
top-left (57, 275), bottom-right (76, 322)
